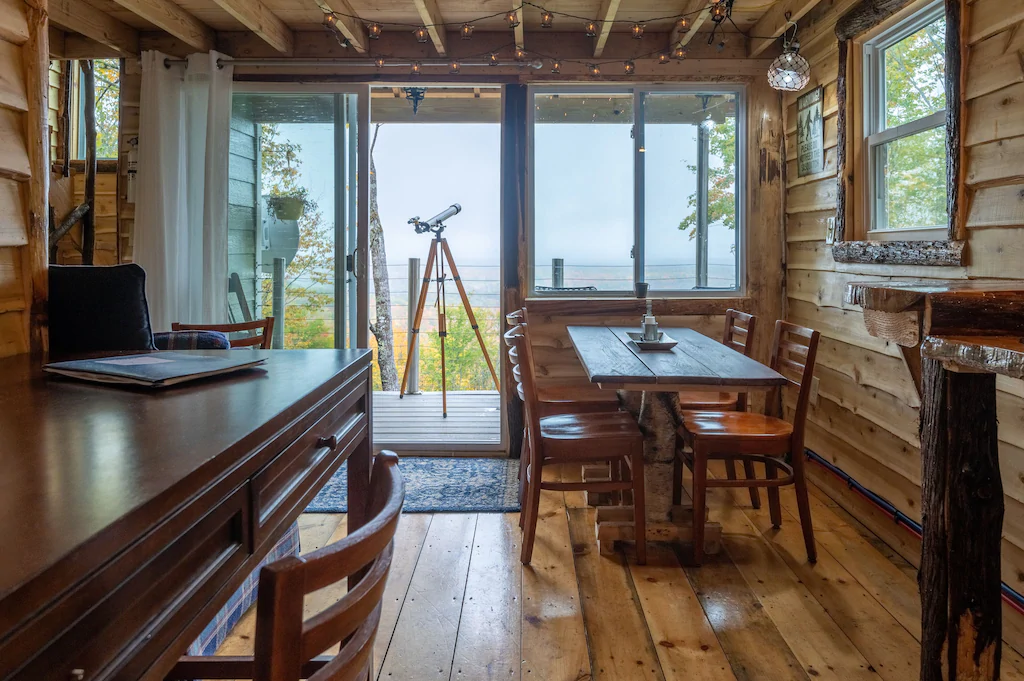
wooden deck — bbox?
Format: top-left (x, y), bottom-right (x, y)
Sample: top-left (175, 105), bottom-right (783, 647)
top-left (215, 462), bottom-right (1024, 680)
top-left (372, 391), bottom-right (502, 451)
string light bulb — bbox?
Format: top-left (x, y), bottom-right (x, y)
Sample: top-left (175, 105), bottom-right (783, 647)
top-left (631, 23), bottom-right (644, 39)
top-left (658, 51), bottom-right (671, 64)
top-left (672, 44), bottom-right (687, 59)
top-left (410, 60), bottom-right (422, 75)
top-left (449, 60), bottom-right (461, 74)
top-left (623, 60), bottom-right (635, 74)
top-left (584, 20), bottom-right (598, 37)
top-left (505, 10), bottom-right (520, 28)
top-left (488, 52), bottom-right (500, 66)
top-left (588, 63), bottom-right (600, 76)
top-left (711, 2), bottom-right (730, 23)
top-left (676, 17), bottom-right (690, 33)
top-left (460, 23), bottom-right (473, 39)
top-left (514, 46), bottom-right (527, 60)
top-left (367, 22), bottom-right (382, 39)
top-left (550, 60), bottom-right (561, 74)
top-left (540, 9), bottom-right (554, 28)
top-left (414, 26), bottom-right (429, 42)
top-left (374, 55), bottom-right (385, 68)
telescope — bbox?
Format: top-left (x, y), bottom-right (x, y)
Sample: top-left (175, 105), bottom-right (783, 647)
top-left (408, 203), bottom-right (461, 234)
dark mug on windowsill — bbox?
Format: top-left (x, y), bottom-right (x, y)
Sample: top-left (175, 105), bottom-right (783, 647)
top-left (635, 282), bottom-right (649, 299)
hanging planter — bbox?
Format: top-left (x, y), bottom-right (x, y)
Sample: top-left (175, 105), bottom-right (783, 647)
top-left (266, 189), bottom-right (310, 222)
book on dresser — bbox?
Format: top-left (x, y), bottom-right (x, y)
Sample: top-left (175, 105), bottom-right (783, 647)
top-left (43, 351), bottom-right (268, 387)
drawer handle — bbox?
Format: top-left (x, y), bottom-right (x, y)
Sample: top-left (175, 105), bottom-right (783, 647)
top-left (317, 435), bottom-right (338, 450)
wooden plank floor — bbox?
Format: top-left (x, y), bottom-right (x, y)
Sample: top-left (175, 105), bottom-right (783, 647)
top-left (373, 391), bottom-right (501, 447)
top-left (216, 462), bottom-right (1024, 680)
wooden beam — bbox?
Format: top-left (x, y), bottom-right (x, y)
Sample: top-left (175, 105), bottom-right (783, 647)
top-left (593, 0), bottom-right (621, 57)
top-left (670, 0), bottom-right (712, 49)
top-left (413, 0), bottom-right (447, 56)
top-left (209, 0), bottom-right (293, 54)
top-left (748, 0), bottom-right (825, 57)
top-left (50, 0), bottom-right (138, 56)
top-left (24, 0), bottom-right (49, 356)
top-left (513, 1), bottom-right (524, 49)
top-left (108, 0), bottom-right (214, 52)
top-left (313, 0), bottom-right (367, 53)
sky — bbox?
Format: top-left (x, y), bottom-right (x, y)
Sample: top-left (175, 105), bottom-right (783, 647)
top-left (259, 95), bottom-right (738, 295)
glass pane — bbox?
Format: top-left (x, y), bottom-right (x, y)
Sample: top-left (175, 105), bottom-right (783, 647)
top-left (533, 92), bottom-right (634, 293)
top-left (883, 16), bottom-right (946, 128)
top-left (876, 124), bottom-right (947, 230)
top-left (644, 92), bottom-right (739, 291)
top-left (76, 59), bottom-right (120, 159)
top-left (229, 93), bottom-right (339, 348)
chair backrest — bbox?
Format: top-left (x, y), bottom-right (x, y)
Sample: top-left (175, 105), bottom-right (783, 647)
top-left (768, 320), bottom-right (820, 449)
top-left (505, 306), bottom-right (529, 327)
top-left (722, 309), bottom-right (757, 357)
top-left (171, 317), bottom-right (275, 349)
top-left (252, 452), bottom-right (405, 681)
top-left (504, 324), bottom-right (542, 456)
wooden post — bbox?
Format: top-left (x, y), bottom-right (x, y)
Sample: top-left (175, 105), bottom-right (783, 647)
top-left (80, 60), bottom-right (97, 265)
top-left (919, 358), bottom-right (1003, 681)
top-left (24, 0), bottom-right (50, 356)
top-left (60, 59), bottom-right (70, 177)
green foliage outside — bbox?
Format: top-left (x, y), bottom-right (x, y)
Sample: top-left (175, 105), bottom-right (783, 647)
top-left (677, 116), bottom-right (737, 242)
top-left (83, 59), bottom-right (121, 159)
top-left (258, 124), bottom-right (335, 349)
top-left (416, 306), bottom-right (501, 392)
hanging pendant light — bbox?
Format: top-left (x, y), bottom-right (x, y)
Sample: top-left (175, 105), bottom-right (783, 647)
top-left (540, 9), bottom-right (554, 28)
top-left (488, 52), bottom-right (500, 66)
top-left (676, 17), bottom-right (690, 33)
top-left (367, 22), bottom-right (382, 39)
top-left (413, 26), bottom-right (429, 42)
top-left (588, 63), bottom-right (601, 76)
top-left (768, 20), bottom-right (810, 92)
top-left (623, 60), bottom-right (635, 74)
top-left (658, 51), bottom-right (671, 64)
top-left (505, 10), bottom-right (520, 28)
top-left (631, 23), bottom-right (644, 39)
top-left (584, 20), bottom-right (598, 37)
top-left (449, 60), bottom-right (461, 74)
top-left (460, 23), bottom-right (474, 39)
top-left (410, 60), bottom-right (422, 75)
top-left (374, 55), bottom-right (385, 68)
top-left (550, 59), bottom-right (561, 74)
top-left (671, 44), bottom-right (687, 60)
top-left (514, 46), bottom-right (527, 60)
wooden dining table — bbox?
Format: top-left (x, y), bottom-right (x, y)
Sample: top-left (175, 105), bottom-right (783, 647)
top-left (566, 325), bottom-right (788, 555)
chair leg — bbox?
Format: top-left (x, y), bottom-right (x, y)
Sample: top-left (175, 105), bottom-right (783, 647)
top-left (791, 449), bottom-right (817, 563)
top-left (631, 448), bottom-right (646, 565)
top-left (520, 459), bottom-right (544, 565)
top-left (691, 442), bottom-right (708, 566)
top-left (672, 454), bottom-right (683, 506)
top-left (743, 460), bottom-right (761, 509)
top-left (518, 432), bottom-right (530, 529)
top-left (765, 461), bottom-right (782, 528)
top-left (610, 459), bottom-right (622, 505)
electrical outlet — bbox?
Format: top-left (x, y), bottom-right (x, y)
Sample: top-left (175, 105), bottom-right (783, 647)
top-left (809, 376), bottom-right (821, 406)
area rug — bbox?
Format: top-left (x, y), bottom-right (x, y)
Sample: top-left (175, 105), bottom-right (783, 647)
top-left (305, 457), bottom-right (521, 513)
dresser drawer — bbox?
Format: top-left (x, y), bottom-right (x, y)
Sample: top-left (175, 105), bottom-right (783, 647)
top-left (252, 377), bottom-right (368, 548)
top-left (4, 484), bottom-right (250, 681)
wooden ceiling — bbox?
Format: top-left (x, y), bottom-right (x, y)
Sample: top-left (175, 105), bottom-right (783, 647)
top-left (50, 0), bottom-right (823, 61)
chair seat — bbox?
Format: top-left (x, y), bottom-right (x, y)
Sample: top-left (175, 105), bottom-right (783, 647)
top-left (676, 390), bottom-right (739, 410)
top-left (682, 411), bottom-right (793, 440)
top-left (540, 412), bottom-right (641, 444)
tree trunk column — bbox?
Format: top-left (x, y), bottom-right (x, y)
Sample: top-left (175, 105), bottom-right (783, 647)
top-left (919, 358), bottom-right (1003, 681)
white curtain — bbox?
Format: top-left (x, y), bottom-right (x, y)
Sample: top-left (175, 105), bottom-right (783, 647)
top-left (135, 51), bottom-right (233, 331)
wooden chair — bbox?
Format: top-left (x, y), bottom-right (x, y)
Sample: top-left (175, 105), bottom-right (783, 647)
top-left (676, 320), bottom-right (820, 565)
top-left (506, 324), bottom-right (647, 565)
top-left (171, 317), bottom-right (275, 349)
top-left (165, 452), bottom-right (405, 681)
top-left (673, 309), bottom-right (760, 509)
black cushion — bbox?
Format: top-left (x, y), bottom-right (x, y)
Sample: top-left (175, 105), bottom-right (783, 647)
top-left (49, 264), bottom-right (157, 355)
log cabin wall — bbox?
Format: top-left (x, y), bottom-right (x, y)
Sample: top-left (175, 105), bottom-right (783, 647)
top-left (0, 0), bottom-right (48, 358)
top-left (782, 0), bottom-right (1024, 650)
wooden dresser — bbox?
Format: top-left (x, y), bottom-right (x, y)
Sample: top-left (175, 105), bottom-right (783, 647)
top-left (0, 349), bottom-right (373, 681)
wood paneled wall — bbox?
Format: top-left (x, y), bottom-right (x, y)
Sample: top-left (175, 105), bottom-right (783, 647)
top-left (526, 76), bottom-right (786, 393)
top-left (782, 0), bottom-right (1024, 650)
top-left (0, 0), bottom-right (48, 358)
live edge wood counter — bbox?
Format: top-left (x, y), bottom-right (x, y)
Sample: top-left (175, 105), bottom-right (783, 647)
top-left (0, 349), bottom-right (374, 681)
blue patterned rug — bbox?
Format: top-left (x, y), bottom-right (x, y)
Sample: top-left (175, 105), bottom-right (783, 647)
top-left (305, 457), bottom-right (521, 513)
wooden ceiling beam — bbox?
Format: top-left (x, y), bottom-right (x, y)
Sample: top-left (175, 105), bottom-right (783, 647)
top-left (513, 1), bottom-right (524, 49)
top-left (748, 0), bottom-right (826, 56)
top-left (670, 0), bottom-right (712, 49)
top-left (209, 0), bottom-right (294, 54)
top-left (413, 0), bottom-right (448, 56)
top-left (313, 0), bottom-right (368, 53)
top-left (593, 0), bottom-right (622, 57)
top-left (108, 0), bottom-right (215, 52)
top-left (50, 0), bottom-right (139, 56)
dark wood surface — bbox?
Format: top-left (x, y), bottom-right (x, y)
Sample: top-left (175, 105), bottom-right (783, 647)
top-left (0, 349), bottom-right (373, 681)
top-left (567, 326), bottom-right (786, 390)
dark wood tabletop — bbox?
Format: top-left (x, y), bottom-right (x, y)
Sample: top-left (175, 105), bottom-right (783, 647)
top-left (0, 349), bottom-right (370, 617)
top-left (566, 326), bottom-right (786, 391)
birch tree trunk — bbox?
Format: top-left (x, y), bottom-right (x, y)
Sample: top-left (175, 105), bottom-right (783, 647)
top-left (369, 125), bottom-right (399, 390)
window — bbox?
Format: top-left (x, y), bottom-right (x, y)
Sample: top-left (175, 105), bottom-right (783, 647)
top-left (529, 86), bottom-right (743, 296)
top-left (70, 59), bottom-right (121, 160)
top-left (863, 1), bottom-right (946, 239)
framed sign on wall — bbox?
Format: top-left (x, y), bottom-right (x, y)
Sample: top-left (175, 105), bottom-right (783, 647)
top-left (796, 86), bottom-right (824, 177)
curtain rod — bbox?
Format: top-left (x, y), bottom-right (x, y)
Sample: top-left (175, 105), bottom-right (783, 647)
top-left (163, 57), bottom-right (545, 69)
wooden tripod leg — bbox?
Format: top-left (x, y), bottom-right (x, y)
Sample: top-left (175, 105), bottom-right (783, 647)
top-left (436, 245), bottom-right (448, 417)
top-left (399, 238), bottom-right (438, 396)
top-left (440, 238), bottom-right (500, 391)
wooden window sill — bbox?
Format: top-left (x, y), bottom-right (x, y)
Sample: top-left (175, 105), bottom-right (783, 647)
top-left (831, 240), bottom-right (965, 267)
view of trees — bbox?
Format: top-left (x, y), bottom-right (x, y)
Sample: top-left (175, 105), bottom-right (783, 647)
top-left (677, 116), bottom-right (737, 243)
top-left (92, 59), bottom-right (121, 159)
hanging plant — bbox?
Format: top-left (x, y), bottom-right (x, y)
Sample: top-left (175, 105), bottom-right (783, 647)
top-left (266, 187), bottom-right (312, 221)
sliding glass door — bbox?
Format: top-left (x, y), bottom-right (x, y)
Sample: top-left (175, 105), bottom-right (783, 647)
top-left (229, 84), bottom-right (369, 349)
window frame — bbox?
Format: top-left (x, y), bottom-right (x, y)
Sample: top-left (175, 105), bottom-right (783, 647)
top-left (69, 58), bottom-right (122, 162)
top-left (525, 83), bottom-right (747, 298)
top-left (861, 0), bottom-right (947, 240)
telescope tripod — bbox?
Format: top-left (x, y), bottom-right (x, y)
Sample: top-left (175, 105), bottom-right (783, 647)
top-left (399, 231), bottom-right (500, 417)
